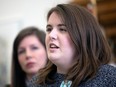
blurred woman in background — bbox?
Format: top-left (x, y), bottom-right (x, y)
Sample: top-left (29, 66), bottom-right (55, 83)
top-left (11, 26), bottom-right (47, 87)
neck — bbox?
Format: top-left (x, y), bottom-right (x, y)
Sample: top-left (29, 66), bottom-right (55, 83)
top-left (57, 67), bottom-right (68, 74)
top-left (56, 61), bottom-right (77, 74)
top-left (57, 64), bottom-right (73, 74)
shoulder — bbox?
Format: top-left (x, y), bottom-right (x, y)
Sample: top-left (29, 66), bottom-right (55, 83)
top-left (96, 64), bottom-right (116, 86)
top-left (98, 64), bottom-right (116, 77)
top-left (79, 64), bottom-right (116, 87)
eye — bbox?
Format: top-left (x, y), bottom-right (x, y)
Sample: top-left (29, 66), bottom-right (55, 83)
top-left (59, 28), bottom-right (67, 32)
top-left (18, 49), bottom-right (25, 55)
top-left (46, 27), bottom-right (52, 33)
top-left (31, 46), bottom-right (39, 50)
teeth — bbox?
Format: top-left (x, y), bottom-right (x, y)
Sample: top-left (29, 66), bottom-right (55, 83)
top-left (50, 44), bottom-right (56, 47)
top-left (50, 44), bottom-right (59, 48)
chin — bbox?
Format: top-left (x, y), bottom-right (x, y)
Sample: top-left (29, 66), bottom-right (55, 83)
top-left (48, 57), bottom-right (59, 63)
top-left (27, 69), bottom-right (38, 74)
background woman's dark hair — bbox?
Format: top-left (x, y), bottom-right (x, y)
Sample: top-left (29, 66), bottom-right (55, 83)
top-left (38, 4), bottom-right (111, 87)
top-left (11, 26), bottom-right (46, 87)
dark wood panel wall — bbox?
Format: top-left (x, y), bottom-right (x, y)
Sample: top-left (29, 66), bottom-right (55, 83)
top-left (69, 0), bottom-right (116, 38)
top-left (70, 0), bottom-right (116, 63)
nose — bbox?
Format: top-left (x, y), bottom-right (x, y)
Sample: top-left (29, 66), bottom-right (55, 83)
top-left (25, 49), bottom-right (32, 59)
top-left (49, 29), bottom-right (57, 40)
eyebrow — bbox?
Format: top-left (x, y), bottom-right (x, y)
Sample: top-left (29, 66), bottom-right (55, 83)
top-left (46, 24), bottom-right (66, 28)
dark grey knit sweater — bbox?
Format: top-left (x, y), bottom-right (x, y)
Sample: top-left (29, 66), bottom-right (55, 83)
top-left (27, 64), bottom-right (116, 87)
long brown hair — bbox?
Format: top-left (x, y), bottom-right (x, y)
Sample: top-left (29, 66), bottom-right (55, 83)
top-left (38, 4), bottom-right (111, 87)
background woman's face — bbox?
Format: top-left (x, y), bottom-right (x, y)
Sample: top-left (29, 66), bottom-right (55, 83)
top-left (18, 35), bottom-right (47, 78)
top-left (46, 12), bottom-right (76, 66)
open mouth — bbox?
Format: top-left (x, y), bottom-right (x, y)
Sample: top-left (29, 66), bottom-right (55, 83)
top-left (49, 43), bottom-right (59, 49)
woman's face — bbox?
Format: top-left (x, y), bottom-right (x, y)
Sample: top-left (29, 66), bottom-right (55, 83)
top-left (46, 12), bottom-right (76, 66)
top-left (18, 35), bottom-right (47, 79)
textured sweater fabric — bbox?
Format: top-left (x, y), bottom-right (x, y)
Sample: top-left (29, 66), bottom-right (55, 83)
top-left (27, 64), bottom-right (116, 87)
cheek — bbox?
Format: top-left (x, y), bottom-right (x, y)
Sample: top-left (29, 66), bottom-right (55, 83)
top-left (45, 35), bottom-right (49, 44)
top-left (62, 36), bottom-right (74, 49)
top-left (63, 37), bottom-right (76, 54)
top-left (18, 55), bottom-right (24, 67)
top-left (45, 35), bottom-right (50, 49)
